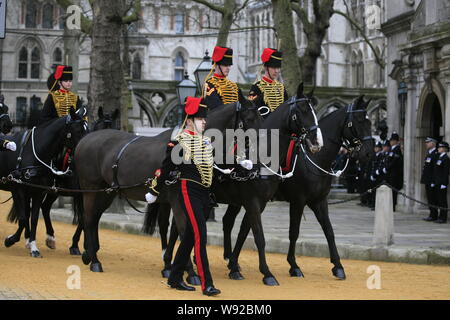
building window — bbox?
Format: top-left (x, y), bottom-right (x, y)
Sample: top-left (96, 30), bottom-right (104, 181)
top-left (16, 97), bottom-right (28, 126)
top-left (53, 47), bottom-right (63, 68)
top-left (31, 47), bottom-right (41, 79)
top-left (356, 52), bottom-right (364, 88)
top-left (25, 0), bottom-right (38, 28)
top-left (163, 105), bottom-right (183, 127)
top-left (175, 13), bottom-right (184, 34)
top-left (132, 55), bottom-right (142, 80)
top-left (42, 3), bottom-right (54, 29)
top-left (59, 7), bottom-right (65, 30)
top-left (154, 8), bottom-right (159, 30)
top-left (18, 47), bottom-right (28, 79)
top-left (174, 52), bottom-right (185, 81)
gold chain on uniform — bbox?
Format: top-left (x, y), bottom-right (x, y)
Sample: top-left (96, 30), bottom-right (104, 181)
top-left (178, 131), bottom-right (214, 187)
top-left (206, 77), bottom-right (239, 104)
top-left (51, 90), bottom-right (78, 117)
top-left (256, 80), bottom-right (285, 112)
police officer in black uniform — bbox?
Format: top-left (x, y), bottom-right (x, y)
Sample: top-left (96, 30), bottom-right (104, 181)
top-left (383, 132), bottom-right (404, 211)
top-left (248, 48), bottom-right (288, 118)
top-left (421, 137), bottom-right (439, 222)
top-left (0, 94), bottom-right (16, 152)
top-left (145, 97), bottom-right (221, 296)
top-left (432, 141), bottom-right (449, 224)
top-left (368, 141), bottom-right (383, 209)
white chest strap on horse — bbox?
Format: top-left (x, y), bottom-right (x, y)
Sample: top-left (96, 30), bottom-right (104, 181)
top-left (31, 127), bottom-right (71, 176)
top-left (300, 143), bottom-right (349, 177)
top-left (260, 154), bottom-right (298, 179)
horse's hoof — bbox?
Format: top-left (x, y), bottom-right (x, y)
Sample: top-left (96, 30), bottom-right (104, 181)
top-left (90, 263), bottom-right (103, 272)
top-left (25, 239), bottom-right (30, 249)
top-left (4, 236), bottom-right (17, 248)
top-left (30, 251), bottom-right (42, 258)
top-left (82, 251), bottom-right (91, 265)
top-left (186, 275), bottom-right (201, 286)
top-left (332, 267), bottom-right (346, 280)
top-left (289, 268), bottom-right (305, 278)
top-left (161, 269), bottom-right (171, 278)
top-left (263, 276), bottom-right (279, 286)
top-left (229, 271), bottom-right (245, 280)
top-left (69, 247), bottom-right (82, 256)
top-left (46, 239), bottom-right (56, 250)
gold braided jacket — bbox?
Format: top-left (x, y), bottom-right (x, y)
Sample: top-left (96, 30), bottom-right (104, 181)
top-left (178, 131), bottom-right (214, 188)
top-left (206, 76), bottom-right (239, 105)
top-left (50, 90), bottom-right (78, 117)
top-left (256, 79), bottom-right (286, 112)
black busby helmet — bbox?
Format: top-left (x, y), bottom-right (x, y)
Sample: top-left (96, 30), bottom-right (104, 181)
top-left (389, 131), bottom-right (400, 141)
top-left (212, 46), bottom-right (233, 66)
top-left (184, 96), bottom-right (208, 119)
top-left (425, 137), bottom-right (437, 144)
top-left (48, 65), bottom-right (73, 91)
top-left (261, 48), bottom-right (283, 68)
top-left (438, 141), bottom-right (449, 150)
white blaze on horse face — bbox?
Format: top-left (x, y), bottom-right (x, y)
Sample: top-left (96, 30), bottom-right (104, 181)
top-left (308, 102), bottom-right (323, 149)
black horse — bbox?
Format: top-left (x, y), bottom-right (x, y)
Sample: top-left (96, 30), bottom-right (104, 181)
top-left (3, 108), bottom-right (87, 257)
top-left (222, 95), bottom-right (374, 280)
top-left (74, 97), bottom-right (262, 274)
top-left (145, 83), bottom-right (323, 286)
top-left (37, 107), bottom-right (120, 252)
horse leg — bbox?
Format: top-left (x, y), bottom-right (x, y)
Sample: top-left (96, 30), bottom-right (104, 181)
top-left (287, 201), bottom-right (306, 277)
top-left (41, 193), bottom-right (58, 249)
top-left (222, 204), bottom-right (241, 261)
top-left (82, 192), bottom-right (114, 272)
top-left (29, 193), bottom-right (45, 258)
top-left (4, 222), bottom-right (25, 248)
top-left (308, 200), bottom-right (346, 280)
top-left (158, 203), bottom-right (171, 277)
top-left (70, 193), bottom-right (84, 255)
top-left (227, 212), bottom-right (251, 280)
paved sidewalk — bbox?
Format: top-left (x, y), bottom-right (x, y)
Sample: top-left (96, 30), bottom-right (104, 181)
top-left (48, 194), bottom-right (450, 266)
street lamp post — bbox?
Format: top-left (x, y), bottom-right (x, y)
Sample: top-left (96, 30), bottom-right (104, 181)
top-left (176, 72), bottom-right (197, 125)
top-left (194, 50), bottom-right (212, 96)
top-left (398, 81), bottom-right (407, 128)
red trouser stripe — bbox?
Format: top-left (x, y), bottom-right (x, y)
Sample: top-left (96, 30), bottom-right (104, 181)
top-left (181, 180), bottom-right (206, 290)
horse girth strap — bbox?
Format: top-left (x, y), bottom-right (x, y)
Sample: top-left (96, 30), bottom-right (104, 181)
top-left (112, 136), bottom-right (143, 189)
top-left (15, 130), bottom-right (32, 171)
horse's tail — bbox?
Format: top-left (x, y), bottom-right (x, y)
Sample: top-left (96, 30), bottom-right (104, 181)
top-left (7, 202), bottom-right (20, 223)
top-left (72, 193), bottom-right (84, 226)
top-left (142, 202), bottom-right (160, 235)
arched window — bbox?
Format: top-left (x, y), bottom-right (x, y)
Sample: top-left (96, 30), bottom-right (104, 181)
top-left (42, 3), bottom-right (54, 29)
top-left (18, 47), bottom-right (28, 79)
top-left (53, 48), bottom-right (63, 68)
top-left (132, 55), bottom-right (142, 80)
top-left (174, 51), bottom-right (185, 81)
top-left (25, 0), bottom-right (38, 28)
top-left (163, 105), bottom-right (183, 127)
top-left (31, 47), bottom-right (41, 79)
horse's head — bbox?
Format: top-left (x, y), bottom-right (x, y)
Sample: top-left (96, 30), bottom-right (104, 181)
top-left (0, 95), bottom-right (13, 134)
top-left (65, 107), bottom-right (89, 149)
top-left (342, 95), bottom-right (374, 163)
top-left (93, 107), bottom-right (120, 131)
top-left (287, 83), bottom-right (323, 154)
top-left (235, 93), bottom-right (264, 130)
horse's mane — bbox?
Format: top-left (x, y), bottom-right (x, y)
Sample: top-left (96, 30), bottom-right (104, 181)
top-left (36, 117), bottom-right (62, 129)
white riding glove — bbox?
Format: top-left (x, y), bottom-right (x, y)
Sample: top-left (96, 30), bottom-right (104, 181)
top-left (240, 159), bottom-right (253, 170)
top-left (6, 142), bottom-right (16, 152)
top-left (145, 192), bottom-right (157, 204)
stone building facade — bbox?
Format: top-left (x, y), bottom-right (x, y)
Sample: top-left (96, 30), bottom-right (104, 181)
top-left (381, 0), bottom-right (450, 211)
top-left (0, 0), bottom-right (387, 134)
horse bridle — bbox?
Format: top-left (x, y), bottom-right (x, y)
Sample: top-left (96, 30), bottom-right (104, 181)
top-left (342, 103), bottom-right (372, 153)
top-left (286, 95), bottom-right (319, 139)
top-left (234, 101), bottom-right (259, 131)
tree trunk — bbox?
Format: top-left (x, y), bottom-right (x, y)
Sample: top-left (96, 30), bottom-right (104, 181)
top-left (87, 0), bottom-right (125, 121)
top-left (272, 0), bottom-right (302, 95)
top-left (216, 0), bottom-right (236, 46)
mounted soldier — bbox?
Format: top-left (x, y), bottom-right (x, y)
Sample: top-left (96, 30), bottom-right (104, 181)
top-left (0, 94), bottom-right (16, 152)
top-left (248, 48), bottom-right (288, 118)
top-left (203, 46), bottom-right (244, 110)
top-left (40, 65), bottom-right (84, 124)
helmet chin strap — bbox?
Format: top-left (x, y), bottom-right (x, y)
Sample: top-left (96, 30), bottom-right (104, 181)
top-left (218, 65), bottom-right (225, 77)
